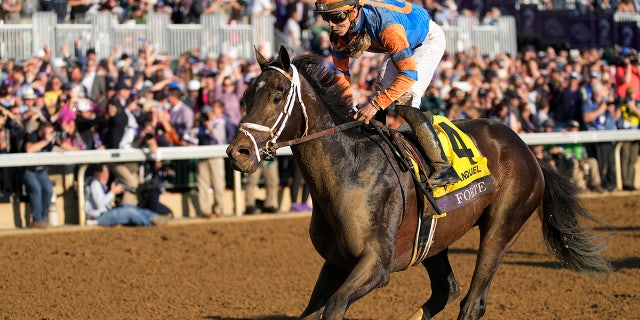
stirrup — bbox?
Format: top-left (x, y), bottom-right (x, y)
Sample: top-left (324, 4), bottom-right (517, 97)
top-left (428, 166), bottom-right (460, 188)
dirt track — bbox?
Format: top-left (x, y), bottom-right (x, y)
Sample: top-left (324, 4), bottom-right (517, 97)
top-left (0, 192), bottom-right (638, 320)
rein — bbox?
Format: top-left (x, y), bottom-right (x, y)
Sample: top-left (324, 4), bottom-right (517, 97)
top-left (271, 120), bottom-right (364, 149)
top-left (239, 63), bottom-right (363, 161)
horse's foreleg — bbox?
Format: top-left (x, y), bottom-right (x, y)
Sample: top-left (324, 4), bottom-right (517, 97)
top-left (300, 262), bottom-right (350, 320)
top-left (322, 245), bottom-right (392, 320)
top-left (407, 249), bottom-right (460, 320)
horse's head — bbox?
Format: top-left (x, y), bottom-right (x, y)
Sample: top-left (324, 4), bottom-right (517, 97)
top-left (226, 46), bottom-right (309, 173)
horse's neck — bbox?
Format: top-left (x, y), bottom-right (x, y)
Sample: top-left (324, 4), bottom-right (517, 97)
top-left (292, 99), bottom-right (355, 180)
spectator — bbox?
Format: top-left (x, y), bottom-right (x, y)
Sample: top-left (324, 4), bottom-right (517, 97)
top-left (283, 7), bottom-right (302, 56)
top-left (103, 81), bottom-right (142, 205)
top-left (582, 82), bottom-right (621, 191)
top-left (433, 0), bottom-right (458, 26)
top-left (279, 156), bottom-right (311, 212)
top-left (21, 87), bottom-right (49, 133)
top-left (0, 125), bottom-right (10, 199)
top-left (539, 118), bottom-right (574, 174)
top-left (85, 164), bottom-right (170, 226)
top-left (23, 121), bottom-right (55, 228)
top-left (199, 70), bottom-right (217, 109)
top-left (44, 76), bottom-right (64, 114)
top-left (74, 99), bottom-right (103, 150)
top-left (2, 0), bottom-right (23, 24)
top-left (551, 70), bottom-right (585, 130)
top-left (518, 102), bottom-right (540, 133)
top-left (615, 48), bottom-right (640, 103)
top-left (482, 7), bottom-right (501, 25)
top-left (618, 0), bottom-right (637, 13)
top-left (0, 80), bottom-right (17, 109)
top-left (165, 86), bottom-right (195, 144)
top-left (489, 96), bottom-right (521, 132)
top-left (184, 79), bottom-right (202, 111)
top-left (250, 0), bottom-right (274, 16)
top-left (593, 0), bottom-right (614, 15)
top-left (244, 159), bottom-right (280, 214)
top-left (137, 159), bottom-right (174, 216)
top-left (226, 0), bottom-right (247, 25)
top-left (20, 0), bottom-right (38, 23)
top-left (274, 0), bottom-right (289, 30)
top-left (196, 102), bottom-right (232, 218)
top-left (49, 0), bottom-right (68, 22)
top-left (617, 96), bottom-right (640, 191)
top-left (128, 4), bottom-right (148, 24)
top-left (214, 61), bottom-right (244, 127)
top-left (563, 120), bottom-right (605, 193)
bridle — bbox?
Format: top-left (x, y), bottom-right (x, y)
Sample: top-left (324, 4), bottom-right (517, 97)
top-left (238, 63), bottom-right (365, 163)
top-left (238, 64), bottom-right (309, 162)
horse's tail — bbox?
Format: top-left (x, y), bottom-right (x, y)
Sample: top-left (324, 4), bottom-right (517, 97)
top-left (538, 160), bottom-right (612, 274)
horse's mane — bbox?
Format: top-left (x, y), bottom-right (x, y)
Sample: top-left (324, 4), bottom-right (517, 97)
top-left (292, 55), bottom-right (354, 124)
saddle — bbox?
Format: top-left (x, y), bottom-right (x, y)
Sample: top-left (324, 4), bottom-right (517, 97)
top-left (368, 120), bottom-right (435, 207)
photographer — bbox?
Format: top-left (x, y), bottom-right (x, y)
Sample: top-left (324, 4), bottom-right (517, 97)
top-left (614, 48), bottom-right (640, 191)
top-left (582, 83), bottom-right (621, 191)
top-left (137, 160), bottom-right (174, 216)
top-left (85, 164), bottom-right (169, 227)
top-left (615, 48), bottom-right (640, 102)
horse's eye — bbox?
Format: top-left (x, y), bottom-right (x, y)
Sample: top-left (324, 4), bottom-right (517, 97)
top-left (273, 92), bottom-right (283, 105)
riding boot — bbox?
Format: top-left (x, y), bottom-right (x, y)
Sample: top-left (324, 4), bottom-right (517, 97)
top-left (394, 104), bottom-right (460, 188)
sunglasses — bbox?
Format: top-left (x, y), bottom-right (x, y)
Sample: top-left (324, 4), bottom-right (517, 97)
top-left (320, 10), bottom-right (350, 24)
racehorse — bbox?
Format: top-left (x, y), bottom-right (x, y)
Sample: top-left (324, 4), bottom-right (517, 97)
top-left (226, 47), bottom-right (611, 320)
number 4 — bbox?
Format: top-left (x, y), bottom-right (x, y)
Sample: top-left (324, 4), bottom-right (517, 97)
top-left (439, 122), bottom-right (477, 165)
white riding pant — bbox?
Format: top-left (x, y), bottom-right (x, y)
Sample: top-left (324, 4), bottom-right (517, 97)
top-left (381, 20), bottom-right (446, 109)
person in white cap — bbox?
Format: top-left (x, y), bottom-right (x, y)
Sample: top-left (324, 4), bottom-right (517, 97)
top-left (184, 79), bottom-right (202, 110)
top-left (21, 87), bottom-right (45, 133)
top-left (74, 99), bottom-right (103, 150)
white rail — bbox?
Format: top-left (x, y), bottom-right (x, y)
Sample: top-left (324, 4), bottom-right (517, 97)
top-left (1, 130), bottom-right (639, 225)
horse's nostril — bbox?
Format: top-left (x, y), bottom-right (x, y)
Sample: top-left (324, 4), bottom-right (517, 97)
top-left (238, 148), bottom-right (250, 157)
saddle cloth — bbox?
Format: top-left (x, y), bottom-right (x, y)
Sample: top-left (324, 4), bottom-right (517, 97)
top-left (430, 116), bottom-right (495, 213)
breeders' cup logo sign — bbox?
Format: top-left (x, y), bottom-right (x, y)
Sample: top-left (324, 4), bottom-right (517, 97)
top-left (570, 18), bottom-right (593, 47)
top-left (517, 5), bottom-right (537, 37)
top-left (596, 17), bottom-right (614, 48)
top-left (540, 12), bottom-right (568, 43)
top-left (617, 22), bottom-right (639, 49)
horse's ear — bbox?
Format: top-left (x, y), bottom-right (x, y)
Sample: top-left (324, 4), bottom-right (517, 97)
top-left (255, 46), bottom-right (269, 70)
top-left (276, 45), bottom-right (291, 72)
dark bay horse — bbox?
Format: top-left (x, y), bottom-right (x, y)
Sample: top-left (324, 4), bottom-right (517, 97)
top-left (226, 47), bottom-right (611, 320)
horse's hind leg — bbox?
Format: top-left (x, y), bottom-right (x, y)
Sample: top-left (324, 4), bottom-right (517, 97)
top-left (407, 249), bottom-right (460, 320)
top-left (457, 205), bottom-right (534, 319)
top-left (300, 262), bottom-right (349, 320)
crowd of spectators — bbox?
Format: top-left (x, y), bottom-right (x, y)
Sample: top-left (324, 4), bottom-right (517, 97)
top-left (1, 0), bottom-right (639, 228)
top-left (4, 0), bottom-right (640, 26)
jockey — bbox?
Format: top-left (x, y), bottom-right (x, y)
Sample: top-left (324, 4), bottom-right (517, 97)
top-left (315, 0), bottom-right (460, 187)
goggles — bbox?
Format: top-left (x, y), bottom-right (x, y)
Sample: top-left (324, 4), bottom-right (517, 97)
top-left (319, 10), bottom-right (350, 24)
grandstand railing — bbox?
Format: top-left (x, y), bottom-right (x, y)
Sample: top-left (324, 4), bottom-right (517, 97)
top-left (1, 12), bottom-right (520, 61)
top-left (1, 12), bottom-right (275, 61)
top-left (1, 130), bottom-right (639, 226)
